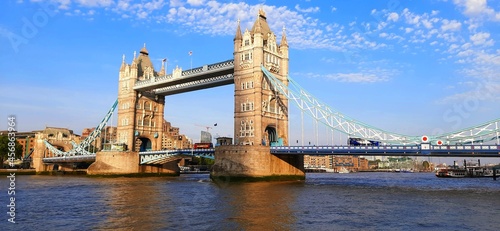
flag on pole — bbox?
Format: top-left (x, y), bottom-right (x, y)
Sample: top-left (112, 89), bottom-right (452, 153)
top-left (189, 51), bottom-right (193, 56)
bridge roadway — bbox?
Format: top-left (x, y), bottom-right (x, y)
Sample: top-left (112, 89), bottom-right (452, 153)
top-left (42, 144), bottom-right (500, 165)
top-left (271, 144), bottom-right (500, 157)
top-left (133, 59), bottom-right (234, 95)
top-left (43, 155), bottom-right (96, 163)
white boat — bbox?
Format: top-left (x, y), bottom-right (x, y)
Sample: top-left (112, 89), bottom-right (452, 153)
top-left (435, 168), bottom-right (468, 178)
top-left (435, 166), bottom-right (500, 178)
top-left (325, 168), bottom-right (335, 173)
top-left (338, 167), bottom-right (350, 174)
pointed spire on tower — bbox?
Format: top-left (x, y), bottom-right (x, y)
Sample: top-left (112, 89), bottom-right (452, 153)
top-left (131, 51), bottom-right (137, 68)
top-left (251, 9), bottom-right (270, 39)
top-left (140, 43), bottom-right (149, 55)
top-left (281, 25), bottom-right (288, 47)
top-left (120, 54), bottom-right (126, 71)
top-left (253, 16), bottom-right (262, 34)
top-left (234, 18), bottom-right (242, 41)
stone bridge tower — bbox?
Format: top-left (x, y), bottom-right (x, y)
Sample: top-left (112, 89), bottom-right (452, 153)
top-left (212, 10), bottom-right (304, 181)
top-left (116, 45), bottom-right (165, 152)
top-left (233, 9), bottom-right (289, 146)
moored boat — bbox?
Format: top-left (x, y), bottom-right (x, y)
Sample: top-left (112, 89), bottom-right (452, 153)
top-left (435, 160), bottom-right (500, 178)
top-left (435, 168), bottom-right (468, 178)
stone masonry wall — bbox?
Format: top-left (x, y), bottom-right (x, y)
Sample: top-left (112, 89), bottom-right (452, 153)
top-left (212, 145), bottom-right (304, 178)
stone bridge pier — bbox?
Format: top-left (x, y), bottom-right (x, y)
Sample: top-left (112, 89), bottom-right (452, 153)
top-left (87, 151), bottom-right (180, 176)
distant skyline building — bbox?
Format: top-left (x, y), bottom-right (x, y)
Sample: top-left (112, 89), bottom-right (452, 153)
top-left (304, 155), bottom-right (369, 172)
top-left (82, 118), bottom-right (192, 151)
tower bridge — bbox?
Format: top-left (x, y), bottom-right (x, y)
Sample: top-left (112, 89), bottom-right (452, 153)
top-left (34, 9), bottom-right (500, 178)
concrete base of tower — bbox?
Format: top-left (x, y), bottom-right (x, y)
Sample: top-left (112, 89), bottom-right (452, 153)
top-left (210, 145), bottom-right (305, 182)
top-left (33, 157), bottom-right (50, 172)
top-left (87, 151), bottom-right (179, 176)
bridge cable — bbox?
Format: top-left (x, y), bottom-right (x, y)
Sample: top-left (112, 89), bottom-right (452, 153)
top-left (261, 66), bottom-right (500, 145)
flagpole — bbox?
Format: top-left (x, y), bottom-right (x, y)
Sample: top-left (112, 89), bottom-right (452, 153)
top-left (162, 58), bottom-right (167, 77)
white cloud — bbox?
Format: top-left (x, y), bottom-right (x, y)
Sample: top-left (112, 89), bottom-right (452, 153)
top-left (305, 59), bottom-right (398, 83)
top-left (116, 0), bottom-right (130, 10)
top-left (470, 32), bottom-right (494, 46)
top-left (449, 43), bottom-right (459, 51)
top-left (387, 12), bottom-right (399, 22)
top-left (137, 11), bottom-right (148, 19)
top-left (441, 19), bottom-right (462, 31)
top-left (187, 0), bottom-right (204, 6)
top-left (294, 4), bottom-right (320, 13)
top-left (75, 0), bottom-right (113, 7)
top-left (325, 72), bottom-right (388, 83)
top-left (453, 0), bottom-right (500, 21)
top-left (170, 0), bottom-right (183, 7)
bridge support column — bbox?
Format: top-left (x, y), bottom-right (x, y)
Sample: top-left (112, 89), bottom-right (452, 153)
top-left (87, 151), bottom-right (179, 176)
top-left (32, 139), bottom-right (50, 172)
top-left (211, 145), bottom-right (305, 181)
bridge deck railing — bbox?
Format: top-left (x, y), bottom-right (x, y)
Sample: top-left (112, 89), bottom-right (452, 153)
top-left (134, 59), bottom-right (234, 87)
top-left (271, 145), bottom-right (500, 156)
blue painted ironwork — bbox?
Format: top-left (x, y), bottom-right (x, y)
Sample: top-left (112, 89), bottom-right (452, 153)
top-left (261, 66), bottom-right (500, 145)
top-left (42, 99), bottom-right (118, 160)
top-left (139, 149), bottom-right (215, 165)
top-left (140, 145), bottom-right (499, 162)
top-left (43, 155), bottom-right (96, 163)
top-left (134, 60), bottom-right (234, 94)
top-left (270, 145), bottom-right (500, 157)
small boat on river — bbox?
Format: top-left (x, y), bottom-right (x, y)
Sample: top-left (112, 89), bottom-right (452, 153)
top-left (435, 160), bottom-right (500, 178)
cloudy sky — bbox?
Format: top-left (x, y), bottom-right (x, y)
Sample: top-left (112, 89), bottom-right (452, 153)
top-left (1, 0), bottom-right (499, 145)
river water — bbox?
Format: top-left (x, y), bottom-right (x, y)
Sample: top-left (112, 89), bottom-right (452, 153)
top-left (1, 172), bottom-right (499, 230)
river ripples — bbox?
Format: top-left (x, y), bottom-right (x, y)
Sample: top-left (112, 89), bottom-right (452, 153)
top-left (0, 172), bottom-right (499, 230)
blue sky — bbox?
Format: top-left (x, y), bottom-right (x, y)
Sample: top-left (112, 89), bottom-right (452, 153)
top-left (1, 0), bottom-right (500, 146)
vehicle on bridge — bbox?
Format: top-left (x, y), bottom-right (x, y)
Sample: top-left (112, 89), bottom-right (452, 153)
top-left (348, 138), bottom-right (380, 146)
top-left (193, 143), bottom-right (213, 149)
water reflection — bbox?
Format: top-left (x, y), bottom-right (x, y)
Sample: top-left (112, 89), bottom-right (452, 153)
top-left (216, 181), bottom-right (301, 230)
top-left (4, 173), bottom-right (498, 230)
top-left (95, 178), bottom-right (172, 230)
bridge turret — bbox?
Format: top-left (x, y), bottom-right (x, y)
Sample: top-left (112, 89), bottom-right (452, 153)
top-left (232, 9), bottom-right (289, 146)
top-left (234, 19), bottom-right (242, 47)
top-left (117, 45), bottom-right (165, 152)
top-left (120, 54), bottom-right (126, 71)
top-left (130, 51), bottom-right (138, 78)
top-left (279, 26), bottom-right (289, 79)
top-left (158, 58), bottom-right (166, 77)
top-left (216, 9), bottom-right (304, 180)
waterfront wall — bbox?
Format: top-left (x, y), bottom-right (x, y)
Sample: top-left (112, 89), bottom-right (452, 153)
top-left (211, 145), bottom-right (305, 180)
top-left (87, 151), bottom-right (139, 175)
top-left (87, 151), bottom-right (179, 175)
